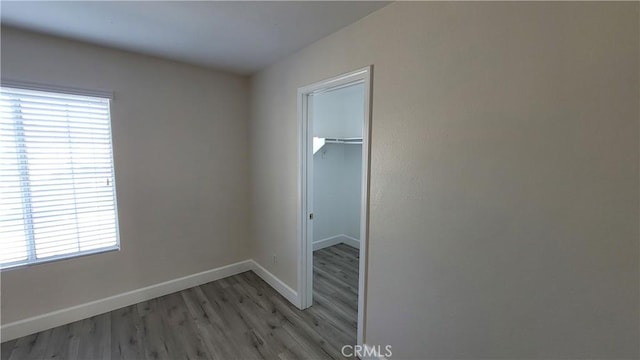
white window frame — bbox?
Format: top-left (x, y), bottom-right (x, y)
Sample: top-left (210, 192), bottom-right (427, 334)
top-left (0, 79), bottom-right (120, 270)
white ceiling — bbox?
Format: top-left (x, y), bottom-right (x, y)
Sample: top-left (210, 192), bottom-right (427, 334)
top-left (0, 1), bottom-right (389, 75)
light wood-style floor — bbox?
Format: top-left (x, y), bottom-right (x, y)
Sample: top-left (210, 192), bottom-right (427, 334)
top-left (1, 244), bottom-right (360, 360)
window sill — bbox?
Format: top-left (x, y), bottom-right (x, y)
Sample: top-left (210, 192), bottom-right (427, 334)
top-left (0, 246), bottom-right (120, 272)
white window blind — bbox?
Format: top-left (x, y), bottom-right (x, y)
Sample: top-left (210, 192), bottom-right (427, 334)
top-left (0, 85), bottom-right (120, 269)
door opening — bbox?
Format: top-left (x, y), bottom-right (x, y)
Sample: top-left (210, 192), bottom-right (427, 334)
top-left (297, 66), bottom-right (372, 347)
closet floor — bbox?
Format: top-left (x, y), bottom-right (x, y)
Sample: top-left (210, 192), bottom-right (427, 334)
top-left (1, 244), bottom-right (360, 360)
top-left (312, 243), bottom-right (359, 346)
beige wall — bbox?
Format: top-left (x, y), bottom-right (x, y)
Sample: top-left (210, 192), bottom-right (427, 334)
top-left (1, 27), bottom-right (250, 324)
top-left (2, 3), bottom-right (639, 357)
top-left (250, 2), bottom-right (639, 358)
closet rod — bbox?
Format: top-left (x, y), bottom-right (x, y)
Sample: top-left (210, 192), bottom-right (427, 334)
top-left (324, 137), bottom-right (362, 144)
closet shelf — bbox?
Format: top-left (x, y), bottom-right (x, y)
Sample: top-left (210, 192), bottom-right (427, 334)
top-left (324, 137), bottom-right (362, 145)
top-left (313, 137), bottom-right (362, 154)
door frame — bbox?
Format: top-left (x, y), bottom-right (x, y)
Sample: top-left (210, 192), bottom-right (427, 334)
top-left (297, 66), bottom-right (373, 346)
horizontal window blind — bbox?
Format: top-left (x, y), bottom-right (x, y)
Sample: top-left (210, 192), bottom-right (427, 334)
top-left (0, 85), bottom-right (120, 269)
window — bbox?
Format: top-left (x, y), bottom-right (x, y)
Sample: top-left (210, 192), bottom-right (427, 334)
top-left (0, 83), bottom-right (120, 269)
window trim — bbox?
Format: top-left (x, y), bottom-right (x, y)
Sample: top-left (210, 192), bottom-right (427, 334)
top-left (1, 79), bottom-right (114, 100)
top-left (0, 246), bottom-right (120, 271)
top-left (0, 81), bottom-right (120, 271)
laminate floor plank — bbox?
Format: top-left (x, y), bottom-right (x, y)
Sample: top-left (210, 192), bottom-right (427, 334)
top-left (234, 273), bottom-right (323, 360)
top-left (71, 313), bottom-right (111, 360)
top-left (313, 274), bottom-right (358, 310)
top-left (0, 340), bottom-right (16, 360)
top-left (199, 281), bottom-right (268, 360)
top-left (180, 287), bottom-right (239, 360)
top-left (292, 304), bottom-right (355, 350)
top-left (42, 324), bottom-right (72, 360)
top-left (313, 267), bottom-right (358, 297)
top-left (161, 292), bottom-right (212, 360)
top-left (138, 299), bottom-right (172, 360)
top-left (111, 305), bottom-right (143, 360)
top-left (216, 278), bottom-right (281, 360)
top-left (325, 245), bottom-right (359, 261)
top-left (6, 331), bottom-right (52, 360)
top-left (305, 301), bottom-right (356, 343)
top-left (314, 251), bottom-right (358, 279)
top-left (311, 244), bottom-right (359, 354)
top-left (226, 277), bottom-right (296, 357)
top-left (270, 296), bottom-right (336, 360)
top-left (1, 244), bottom-right (359, 360)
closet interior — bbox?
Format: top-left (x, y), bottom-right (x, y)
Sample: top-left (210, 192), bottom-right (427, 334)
top-left (312, 82), bottom-right (364, 251)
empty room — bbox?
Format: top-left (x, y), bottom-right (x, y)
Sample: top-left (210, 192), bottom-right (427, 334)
top-left (0, 2), bottom-right (639, 360)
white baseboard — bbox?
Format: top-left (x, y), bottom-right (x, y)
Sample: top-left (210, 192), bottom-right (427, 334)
top-left (342, 234), bottom-right (360, 249)
top-left (313, 234), bottom-right (360, 251)
top-left (1, 260), bottom-right (253, 342)
top-left (1, 259), bottom-right (300, 343)
top-left (249, 260), bottom-right (299, 307)
top-left (312, 234), bottom-right (344, 250)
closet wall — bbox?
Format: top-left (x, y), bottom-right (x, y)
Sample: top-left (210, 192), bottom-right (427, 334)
top-left (312, 83), bottom-right (364, 249)
top-left (313, 84), bottom-right (364, 138)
